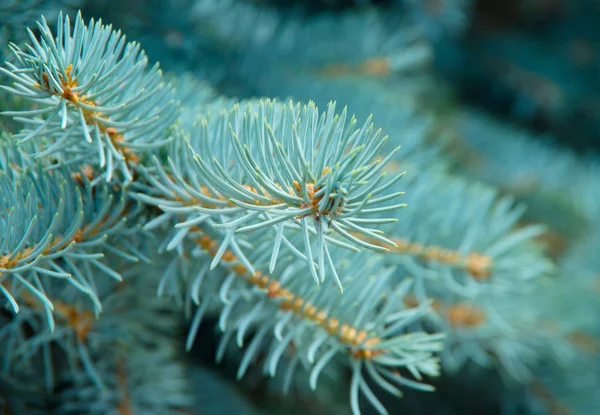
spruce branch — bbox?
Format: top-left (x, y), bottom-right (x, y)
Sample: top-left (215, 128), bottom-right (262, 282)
top-left (46, 266), bottom-right (194, 414)
top-left (175, 228), bottom-right (444, 415)
top-left (0, 142), bottom-right (142, 330)
top-left (0, 250), bottom-right (191, 402)
top-left (360, 233), bottom-right (494, 280)
top-left (379, 170), bottom-right (553, 298)
top-left (137, 98), bottom-right (406, 289)
top-left (55, 350), bottom-right (193, 415)
top-left (405, 288), bottom-right (570, 382)
top-left (0, 11), bottom-right (178, 182)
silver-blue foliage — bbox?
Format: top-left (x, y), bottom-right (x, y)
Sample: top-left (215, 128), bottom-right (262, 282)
top-left (1, 12), bottom-right (178, 182)
top-left (0, 140), bottom-right (141, 330)
top-left (138, 98), bottom-right (407, 289)
top-left (1, 2), bottom-right (594, 415)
